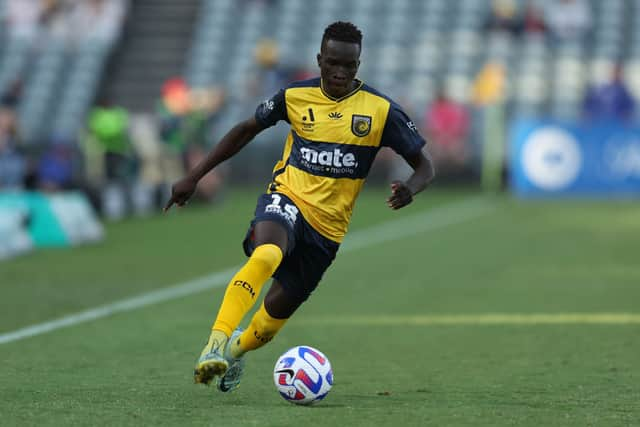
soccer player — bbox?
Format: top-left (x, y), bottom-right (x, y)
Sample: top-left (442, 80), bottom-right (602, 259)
top-left (164, 21), bottom-right (435, 392)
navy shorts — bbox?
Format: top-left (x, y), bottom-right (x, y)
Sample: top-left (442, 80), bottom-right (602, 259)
top-left (243, 192), bottom-right (340, 303)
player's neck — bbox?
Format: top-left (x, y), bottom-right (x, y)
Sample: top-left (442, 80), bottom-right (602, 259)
top-left (320, 79), bottom-right (362, 101)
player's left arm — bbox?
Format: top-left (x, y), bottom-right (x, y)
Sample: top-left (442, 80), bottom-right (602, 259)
top-left (387, 149), bottom-right (435, 210)
top-left (382, 100), bottom-right (436, 210)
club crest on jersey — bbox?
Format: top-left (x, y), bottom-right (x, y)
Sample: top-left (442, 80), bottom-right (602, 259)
top-left (351, 115), bottom-right (371, 137)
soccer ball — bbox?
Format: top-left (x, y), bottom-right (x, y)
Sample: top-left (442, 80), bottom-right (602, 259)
top-left (273, 345), bottom-right (333, 405)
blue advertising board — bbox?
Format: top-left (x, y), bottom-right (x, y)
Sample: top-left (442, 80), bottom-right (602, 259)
top-left (510, 119), bottom-right (640, 197)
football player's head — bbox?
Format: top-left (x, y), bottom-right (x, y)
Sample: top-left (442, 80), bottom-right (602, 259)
top-left (318, 21), bottom-right (362, 98)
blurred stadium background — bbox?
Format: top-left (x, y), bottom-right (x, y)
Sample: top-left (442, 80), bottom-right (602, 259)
top-left (1, 0), bottom-right (640, 246)
top-left (1, 1), bottom-right (640, 425)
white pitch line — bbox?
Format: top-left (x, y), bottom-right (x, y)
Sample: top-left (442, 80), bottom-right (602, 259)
top-left (0, 267), bottom-right (240, 346)
top-left (0, 196), bottom-right (494, 345)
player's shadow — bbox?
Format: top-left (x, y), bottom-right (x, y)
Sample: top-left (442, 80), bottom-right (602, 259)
top-left (223, 396), bottom-right (347, 408)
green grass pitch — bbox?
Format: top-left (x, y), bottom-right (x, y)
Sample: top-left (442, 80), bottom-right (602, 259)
top-left (1, 188), bottom-right (639, 426)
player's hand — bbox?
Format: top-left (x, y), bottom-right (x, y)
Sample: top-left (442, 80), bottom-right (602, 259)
top-left (164, 176), bottom-right (198, 212)
top-left (386, 180), bottom-right (413, 210)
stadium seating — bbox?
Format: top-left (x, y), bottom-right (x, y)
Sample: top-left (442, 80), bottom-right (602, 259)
top-left (0, 1), bottom-right (128, 144)
top-left (1, 0), bottom-right (638, 144)
top-left (16, 39), bottom-right (68, 142)
top-left (0, 36), bottom-right (31, 101)
top-left (182, 0), bottom-right (637, 131)
top-left (51, 40), bottom-right (113, 138)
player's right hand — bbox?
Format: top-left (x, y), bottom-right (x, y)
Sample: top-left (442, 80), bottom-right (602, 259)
top-left (164, 176), bottom-right (198, 212)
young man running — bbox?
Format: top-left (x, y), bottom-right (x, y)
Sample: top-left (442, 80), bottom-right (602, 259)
top-left (165, 21), bottom-right (435, 392)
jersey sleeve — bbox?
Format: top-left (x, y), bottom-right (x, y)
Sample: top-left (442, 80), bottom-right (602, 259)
top-left (380, 101), bottom-right (426, 159)
top-left (254, 88), bottom-right (289, 129)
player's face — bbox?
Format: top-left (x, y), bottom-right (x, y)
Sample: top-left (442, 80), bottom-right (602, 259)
top-left (317, 39), bottom-right (360, 98)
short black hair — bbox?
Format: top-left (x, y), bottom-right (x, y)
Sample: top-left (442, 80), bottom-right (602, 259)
top-left (321, 21), bottom-right (362, 49)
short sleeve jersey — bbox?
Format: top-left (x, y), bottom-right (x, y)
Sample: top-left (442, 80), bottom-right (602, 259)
top-left (255, 77), bottom-right (425, 243)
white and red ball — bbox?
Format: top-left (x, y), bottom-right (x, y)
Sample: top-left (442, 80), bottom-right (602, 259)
top-left (273, 345), bottom-right (333, 405)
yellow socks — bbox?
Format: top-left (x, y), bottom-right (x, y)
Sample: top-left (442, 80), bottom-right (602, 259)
top-left (229, 302), bottom-right (288, 358)
top-left (212, 244), bottom-right (283, 337)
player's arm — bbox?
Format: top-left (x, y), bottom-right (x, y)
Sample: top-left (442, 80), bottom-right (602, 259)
top-left (381, 101), bottom-right (436, 210)
top-left (387, 149), bottom-right (435, 210)
top-left (164, 117), bottom-right (263, 211)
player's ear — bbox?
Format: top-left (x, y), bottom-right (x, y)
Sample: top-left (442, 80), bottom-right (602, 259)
top-left (316, 53), bottom-right (322, 68)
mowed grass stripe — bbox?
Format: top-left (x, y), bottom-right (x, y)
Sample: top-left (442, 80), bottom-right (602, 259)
top-left (298, 313), bottom-right (640, 326)
top-left (0, 196), bottom-right (495, 345)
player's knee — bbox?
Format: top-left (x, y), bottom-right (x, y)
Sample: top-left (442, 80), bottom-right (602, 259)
top-left (253, 220), bottom-right (289, 252)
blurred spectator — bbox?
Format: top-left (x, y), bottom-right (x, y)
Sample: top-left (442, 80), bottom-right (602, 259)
top-left (69, 0), bottom-right (127, 45)
top-left (40, 0), bottom-right (76, 42)
top-left (0, 83), bottom-right (26, 190)
top-left (545, 0), bottom-right (592, 42)
top-left (128, 115), bottom-right (162, 185)
top-left (5, 0), bottom-right (42, 42)
top-left (290, 64), bottom-right (316, 82)
top-left (155, 77), bottom-right (191, 209)
top-left (471, 62), bottom-right (507, 107)
top-left (423, 90), bottom-right (471, 175)
top-left (157, 79), bottom-right (227, 204)
top-left (523, 1), bottom-right (547, 36)
top-left (36, 137), bottom-right (76, 191)
top-left (471, 62), bottom-right (508, 192)
top-left (0, 108), bottom-right (26, 190)
top-left (128, 113), bottom-right (167, 213)
top-left (483, 0), bottom-right (522, 36)
top-left (84, 100), bottom-right (136, 219)
top-left (0, 81), bottom-right (22, 145)
top-left (40, 0), bottom-right (68, 36)
top-left (184, 86), bottom-right (225, 148)
top-left (250, 38), bottom-right (298, 100)
top-left (0, 79), bottom-right (23, 109)
top-left (582, 64), bottom-right (636, 122)
top-left (157, 80), bottom-right (226, 151)
top-left (0, 143), bottom-right (26, 189)
top-left (183, 86), bottom-right (227, 203)
top-left (157, 77), bottom-right (190, 153)
top-left (4, 0), bottom-right (126, 47)
top-left (87, 99), bottom-right (135, 183)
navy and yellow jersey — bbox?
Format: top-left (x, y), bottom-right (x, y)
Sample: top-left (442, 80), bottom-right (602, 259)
top-left (254, 77), bottom-right (425, 243)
